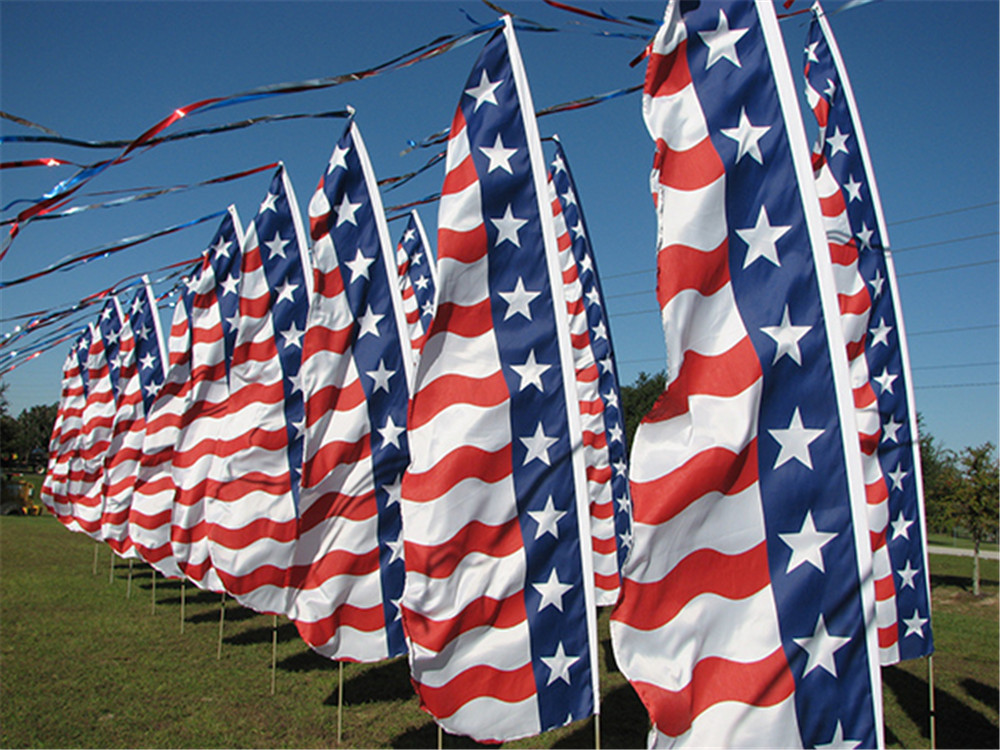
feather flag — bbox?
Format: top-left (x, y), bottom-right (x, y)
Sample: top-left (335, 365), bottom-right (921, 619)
top-left (204, 165), bottom-right (310, 614)
top-left (293, 119), bottom-right (413, 661)
top-left (804, 0), bottom-right (933, 663)
top-left (102, 278), bottom-right (167, 557)
top-left (399, 17), bottom-right (599, 742)
top-left (394, 210), bottom-right (438, 359)
top-left (609, 2), bottom-right (883, 747)
top-left (548, 139), bottom-right (632, 605)
top-left (168, 208), bottom-right (245, 590)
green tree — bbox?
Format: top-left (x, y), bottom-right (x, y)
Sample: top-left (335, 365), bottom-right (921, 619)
top-left (16, 403), bottom-right (60, 468)
top-left (952, 442), bottom-right (999, 596)
top-left (620, 370), bottom-right (666, 452)
top-left (917, 415), bottom-right (961, 534)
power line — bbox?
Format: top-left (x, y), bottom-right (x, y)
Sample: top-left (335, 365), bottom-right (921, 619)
top-left (892, 232), bottom-right (999, 255)
top-left (915, 382), bottom-right (999, 391)
top-left (913, 361), bottom-right (998, 371)
top-left (897, 259), bottom-right (998, 278)
top-left (907, 323), bottom-right (998, 337)
top-left (890, 201), bottom-right (998, 227)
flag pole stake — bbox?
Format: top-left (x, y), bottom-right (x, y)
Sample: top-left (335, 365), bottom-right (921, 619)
top-left (180, 579), bottom-right (186, 634)
top-left (150, 568), bottom-right (157, 613)
top-left (595, 713), bottom-right (601, 750)
top-left (108, 549), bottom-right (115, 584)
top-left (126, 559), bottom-right (133, 599)
top-left (217, 592), bottom-right (226, 660)
top-left (929, 655), bottom-right (937, 749)
top-left (93, 543), bottom-right (99, 574)
top-left (270, 614), bottom-right (278, 695)
top-left (337, 661), bottom-right (344, 745)
top-left (437, 724), bottom-right (443, 750)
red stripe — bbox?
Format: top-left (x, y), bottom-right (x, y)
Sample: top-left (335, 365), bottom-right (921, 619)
top-left (404, 593), bottom-right (526, 653)
top-left (437, 224), bottom-right (489, 265)
top-left (303, 321), bottom-right (354, 361)
top-left (287, 547), bottom-right (381, 588)
top-left (293, 604), bottom-right (388, 646)
top-left (298, 488), bottom-right (378, 534)
top-left (645, 42), bottom-right (690, 99)
top-left (417, 663), bottom-right (537, 720)
top-left (431, 297), bottom-right (493, 339)
top-left (402, 444), bottom-right (512, 503)
top-left (657, 239), bottom-right (731, 306)
top-left (304, 378), bottom-right (367, 429)
top-left (654, 136), bottom-right (725, 191)
top-left (404, 518), bottom-right (522, 578)
top-left (408, 370), bottom-right (508, 431)
top-left (596, 571), bottom-right (621, 592)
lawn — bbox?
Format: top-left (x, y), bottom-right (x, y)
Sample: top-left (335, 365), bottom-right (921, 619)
top-left (1, 513), bottom-right (996, 748)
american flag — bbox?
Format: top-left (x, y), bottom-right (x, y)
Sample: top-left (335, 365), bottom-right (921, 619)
top-left (609, 2), bottom-right (883, 747)
top-left (206, 165), bottom-right (309, 615)
top-left (169, 208), bottom-right (245, 591)
top-left (399, 17), bottom-right (599, 742)
top-left (394, 210), bottom-right (438, 360)
top-left (102, 278), bottom-right (167, 558)
top-left (294, 119), bottom-right (413, 661)
top-left (805, 0), bottom-right (932, 663)
top-left (130, 273), bottom-right (199, 580)
top-left (548, 139), bottom-right (632, 606)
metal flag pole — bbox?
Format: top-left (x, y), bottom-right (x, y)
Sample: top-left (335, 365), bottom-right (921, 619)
top-left (93, 543), bottom-right (99, 574)
top-left (126, 559), bottom-right (133, 599)
top-left (595, 712), bottom-right (601, 750)
top-left (270, 615), bottom-right (278, 695)
top-left (337, 662), bottom-right (344, 744)
top-left (217, 592), bottom-right (226, 660)
top-left (929, 655), bottom-right (937, 748)
top-left (150, 568), bottom-right (157, 613)
top-left (180, 579), bottom-right (186, 634)
top-left (108, 549), bottom-right (115, 583)
top-left (437, 724), bottom-right (443, 750)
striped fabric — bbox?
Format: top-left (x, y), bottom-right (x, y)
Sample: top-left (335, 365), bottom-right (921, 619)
top-left (394, 210), bottom-right (438, 362)
top-left (399, 17), bottom-right (599, 743)
top-left (805, 0), bottom-right (933, 663)
top-left (609, 2), bottom-right (883, 747)
top-left (41, 335), bottom-right (89, 526)
top-left (293, 120), bottom-right (412, 661)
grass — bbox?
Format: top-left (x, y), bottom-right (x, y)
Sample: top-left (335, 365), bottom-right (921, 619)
top-left (926, 532), bottom-right (999, 553)
top-left (1, 513), bottom-right (996, 749)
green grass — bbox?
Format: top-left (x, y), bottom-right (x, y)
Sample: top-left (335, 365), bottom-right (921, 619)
top-left (1, 514), bottom-right (997, 748)
top-left (926, 532), bottom-right (999, 553)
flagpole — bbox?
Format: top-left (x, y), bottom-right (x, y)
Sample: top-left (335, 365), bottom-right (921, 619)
top-left (270, 614), bottom-right (278, 695)
top-left (180, 579), bottom-right (186, 634)
top-left (108, 549), bottom-right (115, 583)
top-left (217, 592), bottom-right (226, 660)
top-left (337, 661), bottom-right (343, 745)
top-left (928, 655), bottom-right (937, 748)
top-left (150, 568), bottom-right (157, 613)
top-left (93, 543), bottom-right (99, 574)
top-left (595, 713), bottom-right (600, 750)
top-left (126, 558), bottom-right (133, 598)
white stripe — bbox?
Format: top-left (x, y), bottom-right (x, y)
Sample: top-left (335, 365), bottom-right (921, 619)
top-left (650, 695), bottom-right (802, 749)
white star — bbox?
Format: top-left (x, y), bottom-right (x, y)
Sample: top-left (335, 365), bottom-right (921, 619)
top-left (779, 510), bottom-right (837, 574)
top-left (464, 69), bottom-right (502, 111)
top-left (287, 370), bottom-right (303, 395)
top-left (345, 249), bottom-right (376, 284)
top-left (220, 273), bottom-right (239, 297)
top-left (139, 352), bottom-right (156, 371)
top-left (327, 144), bottom-right (350, 174)
top-left (578, 254), bottom-right (593, 275)
top-left (570, 220), bottom-right (586, 240)
top-left (265, 232), bottom-right (289, 260)
top-left (491, 204), bottom-right (528, 248)
top-left (607, 423), bottom-right (624, 444)
top-left (585, 286), bottom-right (602, 307)
top-left (698, 9), bottom-right (748, 69)
top-left (619, 527), bottom-right (634, 550)
top-left (805, 41), bottom-right (820, 64)
top-left (902, 609), bottom-right (929, 639)
top-left (561, 187), bottom-right (577, 207)
top-left (498, 277), bottom-right (540, 321)
top-left (413, 274), bottom-right (430, 291)
top-left (510, 349), bottom-right (551, 392)
top-left (897, 559), bottom-right (920, 590)
top-left (816, 721), bottom-right (862, 750)
top-left (891, 511), bottom-right (914, 540)
top-left (145, 380), bottom-right (162, 400)
top-left (527, 496), bottom-right (566, 540)
top-left (131, 296), bottom-right (144, 315)
top-left (769, 407), bottom-right (824, 470)
top-left (823, 78), bottom-right (837, 101)
top-left (533, 568), bottom-right (573, 612)
top-left (520, 423), bottom-right (558, 466)
top-left (365, 359), bottom-right (395, 393)
top-left (591, 320), bottom-right (608, 341)
top-left (411, 251), bottom-right (424, 266)
top-left (737, 205), bottom-right (790, 268)
top-left (479, 133), bottom-right (517, 174)
top-left (386, 535), bottom-right (404, 565)
top-left (827, 126), bottom-right (851, 157)
top-left (259, 191), bottom-right (279, 213)
top-left (873, 368), bottom-right (898, 395)
top-left (134, 323), bottom-right (151, 341)
top-left (551, 153), bottom-right (567, 173)
top-left (882, 415), bottom-right (903, 444)
top-left (211, 235), bottom-right (232, 258)
top-left (378, 416), bottom-right (405, 450)
top-left (390, 596), bottom-right (403, 621)
top-left (843, 175), bottom-right (863, 203)
top-left (335, 194), bottom-right (362, 227)
top-left (598, 355), bottom-right (615, 375)
top-left (612, 458), bottom-right (627, 477)
top-left (869, 318), bottom-right (893, 348)
top-left (421, 299), bottom-right (434, 318)
top-left (357, 305), bottom-right (383, 339)
top-left (383, 475), bottom-right (403, 507)
top-left (856, 222), bottom-right (875, 251)
top-left (793, 614), bottom-right (851, 677)
top-left (402, 228), bottom-right (416, 244)
top-left (290, 415), bottom-right (305, 439)
top-left (603, 388), bottom-right (619, 410)
top-left (541, 642), bottom-right (580, 686)
top-left (280, 322), bottom-right (304, 349)
top-left (888, 464), bottom-right (908, 492)
top-left (721, 107), bottom-right (771, 165)
top-left (616, 492), bottom-right (632, 514)
top-left (761, 305), bottom-right (811, 365)
top-left (869, 269), bottom-right (885, 299)
top-left (275, 279), bottom-right (299, 306)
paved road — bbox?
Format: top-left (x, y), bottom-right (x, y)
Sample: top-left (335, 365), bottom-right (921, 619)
top-left (927, 544), bottom-right (999, 560)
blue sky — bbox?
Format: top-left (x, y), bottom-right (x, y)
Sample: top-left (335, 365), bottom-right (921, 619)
top-left (1, 0), bottom-right (997, 452)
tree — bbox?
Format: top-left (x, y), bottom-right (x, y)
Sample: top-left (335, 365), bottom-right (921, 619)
top-left (620, 370), bottom-right (666, 452)
top-left (917, 414), bottom-right (961, 534)
top-left (952, 442), bottom-right (999, 596)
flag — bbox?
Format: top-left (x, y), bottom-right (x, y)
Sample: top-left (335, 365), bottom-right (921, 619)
top-left (130, 274), bottom-right (198, 579)
top-left (609, 2), bottom-right (883, 747)
top-left (41, 334), bottom-right (89, 524)
top-left (805, 0), bottom-right (933, 663)
top-left (394, 209), bottom-right (438, 359)
top-left (399, 17), bottom-right (599, 742)
top-left (548, 139), bottom-right (632, 605)
top-left (293, 119), bottom-right (413, 661)
top-left (168, 207), bottom-right (244, 590)
top-left (101, 278), bottom-right (167, 557)
top-left (205, 165), bottom-right (310, 615)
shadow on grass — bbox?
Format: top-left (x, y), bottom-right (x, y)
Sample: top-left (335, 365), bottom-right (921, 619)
top-left (223, 621), bottom-right (298, 646)
top-left (391, 721), bottom-right (494, 749)
top-left (187, 603), bottom-right (260, 625)
top-left (278, 648), bottom-right (338, 673)
top-left (324, 657), bottom-right (414, 706)
top-left (601, 637), bottom-right (620, 674)
top-left (930, 573), bottom-right (1000, 591)
top-left (558, 683), bottom-right (648, 749)
top-left (157, 590), bottom-right (223, 607)
top-left (961, 678), bottom-right (1000, 713)
top-left (883, 666), bottom-right (999, 749)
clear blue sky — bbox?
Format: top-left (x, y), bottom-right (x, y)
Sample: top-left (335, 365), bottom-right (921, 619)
top-left (2, 0), bottom-right (997, 452)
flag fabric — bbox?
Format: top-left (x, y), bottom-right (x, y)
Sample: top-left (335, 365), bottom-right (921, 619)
top-left (168, 207), bottom-right (245, 590)
top-left (101, 279), bottom-right (166, 557)
top-left (805, 0), bottom-right (933, 663)
top-left (609, 2), bottom-right (883, 747)
top-left (394, 209), bottom-right (438, 360)
top-left (548, 138), bottom-right (632, 606)
top-left (294, 119), bottom-right (413, 661)
top-left (205, 165), bottom-right (309, 615)
top-left (399, 17), bottom-right (599, 742)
